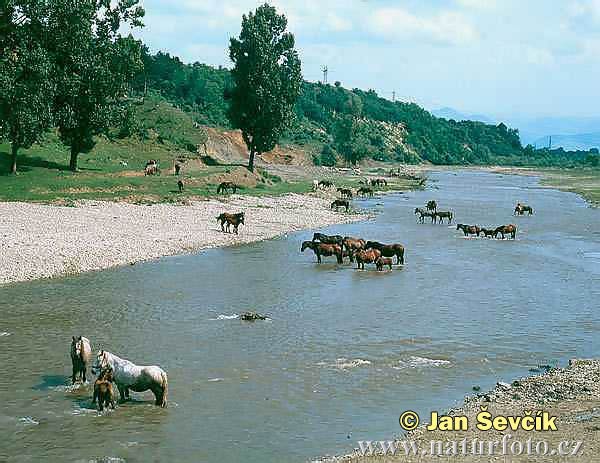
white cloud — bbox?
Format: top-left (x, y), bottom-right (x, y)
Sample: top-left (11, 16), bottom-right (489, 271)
top-left (455, 0), bottom-right (498, 10)
top-left (368, 7), bottom-right (478, 45)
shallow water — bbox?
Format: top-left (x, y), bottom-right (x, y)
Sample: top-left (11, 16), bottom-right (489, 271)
top-left (0, 171), bottom-right (598, 463)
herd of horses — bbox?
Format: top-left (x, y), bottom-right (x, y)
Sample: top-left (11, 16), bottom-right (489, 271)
top-left (70, 336), bottom-right (168, 411)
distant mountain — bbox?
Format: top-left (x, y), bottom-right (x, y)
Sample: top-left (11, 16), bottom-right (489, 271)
top-left (431, 107), bottom-right (495, 124)
top-left (532, 132), bottom-right (600, 151)
top-left (507, 116), bottom-right (600, 147)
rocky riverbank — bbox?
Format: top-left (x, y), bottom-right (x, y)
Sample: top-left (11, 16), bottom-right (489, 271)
top-left (324, 359), bottom-right (600, 462)
top-left (0, 193), bottom-right (369, 285)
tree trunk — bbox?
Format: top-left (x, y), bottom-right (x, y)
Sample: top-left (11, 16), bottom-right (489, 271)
top-left (10, 143), bottom-right (18, 174)
top-left (247, 149), bottom-right (256, 172)
top-left (69, 146), bottom-right (79, 172)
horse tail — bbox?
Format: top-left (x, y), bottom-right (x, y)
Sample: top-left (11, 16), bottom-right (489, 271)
top-left (160, 370), bottom-right (168, 408)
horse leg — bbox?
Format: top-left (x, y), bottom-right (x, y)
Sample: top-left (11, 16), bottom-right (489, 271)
top-left (118, 385), bottom-right (126, 403)
top-left (72, 366), bottom-right (77, 385)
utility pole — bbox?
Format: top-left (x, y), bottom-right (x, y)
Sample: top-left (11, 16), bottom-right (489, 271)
top-left (321, 65), bottom-right (328, 84)
top-left (548, 135), bottom-right (552, 149)
top-left (392, 91), bottom-right (396, 102)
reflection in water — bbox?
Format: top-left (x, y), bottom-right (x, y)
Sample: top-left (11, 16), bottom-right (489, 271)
top-left (0, 171), bottom-right (598, 463)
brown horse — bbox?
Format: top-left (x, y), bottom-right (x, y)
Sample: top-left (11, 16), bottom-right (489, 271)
top-left (331, 199), bottom-right (350, 212)
top-left (92, 367), bottom-right (116, 411)
top-left (372, 178), bottom-right (388, 187)
top-left (365, 241), bottom-right (405, 265)
top-left (312, 232), bottom-right (344, 247)
top-left (434, 211), bottom-right (453, 224)
top-left (357, 187), bottom-right (374, 197)
top-left (217, 181), bottom-right (238, 194)
top-left (414, 207), bottom-right (435, 224)
top-left (342, 237), bottom-right (366, 262)
top-left (514, 204), bottom-right (533, 215)
top-left (177, 180), bottom-right (184, 192)
top-left (354, 249), bottom-right (382, 269)
top-left (480, 228), bottom-right (496, 238)
top-left (318, 180), bottom-right (334, 188)
top-left (337, 188), bottom-right (353, 199)
top-left (70, 336), bottom-right (92, 384)
top-left (426, 200), bottom-right (437, 212)
top-left (456, 224), bottom-right (481, 237)
top-left (494, 224), bottom-right (517, 239)
top-left (301, 241), bottom-right (343, 264)
top-left (375, 257), bottom-right (393, 271)
top-left (217, 212), bottom-right (245, 234)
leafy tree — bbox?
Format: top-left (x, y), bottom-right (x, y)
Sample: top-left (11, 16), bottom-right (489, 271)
top-left (334, 115), bottom-right (371, 165)
top-left (0, 0), bottom-right (53, 174)
top-left (47, 0), bottom-right (145, 171)
top-left (228, 3), bottom-right (302, 171)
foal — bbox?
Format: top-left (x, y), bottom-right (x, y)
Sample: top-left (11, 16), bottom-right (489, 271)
top-left (92, 368), bottom-right (116, 412)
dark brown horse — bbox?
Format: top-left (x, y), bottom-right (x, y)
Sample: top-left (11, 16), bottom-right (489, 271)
top-left (376, 257), bottom-right (393, 271)
top-left (415, 207), bottom-right (435, 223)
top-left (354, 249), bottom-right (382, 269)
top-left (312, 232), bottom-right (344, 247)
top-left (177, 180), bottom-right (184, 192)
top-left (365, 241), bottom-right (405, 265)
top-left (318, 180), bottom-right (334, 188)
top-left (217, 181), bottom-right (238, 194)
top-left (426, 200), bottom-right (437, 212)
top-left (342, 236), bottom-right (366, 262)
top-left (337, 188), bottom-right (353, 198)
top-left (357, 187), bottom-right (374, 197)
top-left (480, 228), bottom-right (496, 238)
top-left (514, 204), bottom-right (533, 215)
top-left (434, 211), bottom-right (453, 224)
top-left (456, 224), bottom-right (481, 237)
top-left (217, 212), bottom-right (245, 234)
top-left (371, 178), bottom-right (388, 187)
top-left (92, 367), bottom-right (116, 412)
top-left (494, 224), bottom-right (517, 239)
top-left (301, 241), bottom-right (343, 264)
top-left (331, 199), bottom-right (350, 212)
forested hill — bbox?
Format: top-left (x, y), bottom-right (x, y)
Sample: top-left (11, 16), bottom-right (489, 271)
top-left (133, 51), bottom-right (599, 168)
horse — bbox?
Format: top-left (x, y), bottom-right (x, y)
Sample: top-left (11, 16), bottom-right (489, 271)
top-left (376, 257), bottom-right (393, 271)
top-left (331, 199), bottom-right (350, 212)
top-left (301, 241), bottom-right (343, 264)
top-left (217, 181), bottom-right (237, 194)
top-left (337, 188), bottom-right (353, 199)
top-left (174, 163), bottom-right (181, 176)
top-left (357, 187), bottom-right (374, 197)
top-left (318, 180), bottom-right (334, 189)
top-left (312, 232), bottom-right (344, 247)
top-left (92, 350), bottom-right (168, 407)
top-left (434, 211), bottom-right (453, 224)
top-left (372, 178), bottom-right (387, 187)
top-left (70, 336), bottom-right (92, 384)
top-left (365, 241), bottom-right (405, 265)
top-left (144, 164), bottom-right (159, 176)
top-left (217, 212), bottom-right (245, 234)
top-left (514, 204), bottom-right (533, 215)
top-left (354, 249), bottom-right (382, 269)
top-left (426, 200), bottom-right (437, 212)
top-left (480, 228), bottom-right (496, 238)
top-left (92, 367), bottom-right (116, 412)
top-left (414, 207), bottom-right (435, 224)
top-left (342, 237), bottom-right (366, 262)
top-left (177, 180), bottom-right (184, 193)
top-left (456, 224), bottom-right (481, 237)
top-left (494, 224), bottom-right (517, 240)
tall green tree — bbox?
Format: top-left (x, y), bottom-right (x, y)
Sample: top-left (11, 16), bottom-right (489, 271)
top-left (47, 0), bottom-right (145, 171)
top-left (0, 1), bottom-right (54, 174)
top-left (228, 3), bottom-right (302, 171)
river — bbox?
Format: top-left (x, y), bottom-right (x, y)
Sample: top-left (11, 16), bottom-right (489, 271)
top-left (0, 171), bottom-right (598, 463)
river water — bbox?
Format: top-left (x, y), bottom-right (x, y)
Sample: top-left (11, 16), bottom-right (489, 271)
top-left (0, 171), bottom-right (598, 463)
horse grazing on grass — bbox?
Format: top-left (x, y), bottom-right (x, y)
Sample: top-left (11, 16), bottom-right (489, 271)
top-left (217, 212), bottom-right (245, 234)
top-left (337, 188), bottom-right (353, 199)
top-left (92, 350), bottom-right (168, 408)
top-left (354, 249), bottom-right (382, 269)
top-left (434, 211), bottom-right (453, 224)
top-left (217, 181), bottom-right (238, 194)
top-left (92, 367), bottom-right (116, 412)
top-left (301, 241), bottom-right (343, 264)
top-left (494, 224), bottom-right (517, 240)
top-left (177, 180), bottom-right (184, 193)
top-left (456, 224), bottom-right (481, 237)
top-left (426, 200), bottom-right (437, 212)
top-left (318, 180), bottom-right (334, 189)
top-left (514, 203), bottom-right (533, 215)
top-left (357, 187), bottom-right (374, 197)
top-left (365, 241), bottom-right (405, 265)
top-left (480, 228), bottom-right (496, 238)
top-left (312, 232), bottom-right (344, 247)
top-left (331, 199), bottom-right (350, 212)
top-left (414, 207), bottom-right (435, 224)
top-left (70, 336), bottom-right (92, 384)
top-left (372, 178), bottom-right (388, 187)
top-left (376, 257), bottom-right (393, 271)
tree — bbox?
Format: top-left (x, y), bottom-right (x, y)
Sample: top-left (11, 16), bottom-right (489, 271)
top-left (47, 0), bottom-right (144, 171)
top-left (0, 1), bottom-right (54, 174)
top-left (333, 115), bottom-right (371, 165)
top-left (228, 3), bottom-right (302, 171)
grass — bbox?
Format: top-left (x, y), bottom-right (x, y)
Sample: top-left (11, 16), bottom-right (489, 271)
top-left (537, 168), bottom-right (600, 206)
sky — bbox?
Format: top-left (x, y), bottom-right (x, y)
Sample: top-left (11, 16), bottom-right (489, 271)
top-left (129, 0), bottom-right (600, 120)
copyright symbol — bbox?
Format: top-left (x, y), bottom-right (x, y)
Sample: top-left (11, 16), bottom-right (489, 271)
top-left (399, 411), bottom-right (419, 431)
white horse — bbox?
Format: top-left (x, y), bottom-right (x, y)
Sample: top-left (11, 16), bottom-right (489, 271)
top-left (92, 350), bottom-right (168, 407)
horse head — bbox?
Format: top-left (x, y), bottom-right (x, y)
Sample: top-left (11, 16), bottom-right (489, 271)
top-left (91, 350), bottom-right (112, 375)
top-left (301, 241), bottom-right (313, 252)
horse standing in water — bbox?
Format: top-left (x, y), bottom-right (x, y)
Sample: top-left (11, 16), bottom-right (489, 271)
top-left (365, 241), bottom-right (405, 265)
top-left (456, 224), bottom-right (481, 237)
top-left (426, 200), bottom-right (437, 212)
top-left (301, 241), bottom-right (344, 264)
top-left (514, 203), bottom-right (533, 215)
top-left (414, 207), bottom-right (435, 223)
top-left (70, 336), bottom-right (92, 384)
top-left (494, 224), bottom-right (517, 239)
top-left (92, 350), bottom-right (168, 407)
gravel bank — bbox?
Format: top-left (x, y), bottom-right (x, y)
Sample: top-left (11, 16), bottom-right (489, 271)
top-left (323, 359), bottom-right (600, 462)
top-left (0, 193), bottom-right (368, 285)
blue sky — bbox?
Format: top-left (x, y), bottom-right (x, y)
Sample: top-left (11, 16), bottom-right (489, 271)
top-left (131, 0), bottom-right (600, 119)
